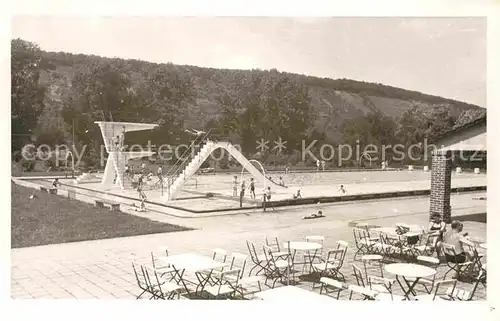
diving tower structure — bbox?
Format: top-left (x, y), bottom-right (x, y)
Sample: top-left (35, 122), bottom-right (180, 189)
top-left (95, 121), bottom-right (158, 189)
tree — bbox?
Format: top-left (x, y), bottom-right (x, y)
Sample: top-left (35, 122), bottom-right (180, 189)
top-left (62, 60), bottom-right (140, 166)
top-left (11, 39), bottom-right (46, 150)
top-left (454, 108), bottom-right (486, 128)
top-left (340, 111), bottom-right (397, 162)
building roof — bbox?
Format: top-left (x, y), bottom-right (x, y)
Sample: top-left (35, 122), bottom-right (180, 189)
top-left (431, 114), bottom-right (486, 143)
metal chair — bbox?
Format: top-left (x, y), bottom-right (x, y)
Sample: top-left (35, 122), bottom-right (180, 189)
top-left (228, 252), bottom-right (266, 298)
top-left (352, 264), bottom-right (366, 287)
top-left (415, 279), bottom-right (457, 301)
top-left (368, 275), bottom-right (404, 301)
top-left (131, 261), bottom-right (150, 299)
top-left (246, 240), bottom-right (269, 276)
top-left (262, 244), bottom-right (293, 288)
top-left (203, 269), bottom-right (242, 299)
top-left (265, 236), bottom-right (289, 257)
top-left (144, 267), bottom-right (182, 300)
top-left (353, 228), bottom-right (378, 259)
top-left (319, 277), bottom-right (344, 299)
top-left (446, 270), bottom-right (485, 301)
top-left (348, 284), bottom-right (377, 300)
top-left (442, 243), bottom-right (473, 279)
top-left (150, 248), bottom-right (176, 281)
top-left (311, 241), bottom-right (348, 283)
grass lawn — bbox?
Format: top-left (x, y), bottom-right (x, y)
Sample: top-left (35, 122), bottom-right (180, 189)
top-left (11, 182), bottom-right (192, 248)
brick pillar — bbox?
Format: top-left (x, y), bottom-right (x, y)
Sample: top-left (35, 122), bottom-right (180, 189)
top-left (429, 150), bottom-right (452, 223)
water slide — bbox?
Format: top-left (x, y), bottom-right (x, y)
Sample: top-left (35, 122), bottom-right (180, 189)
top-left (164, 140), bottom-right (288, 201)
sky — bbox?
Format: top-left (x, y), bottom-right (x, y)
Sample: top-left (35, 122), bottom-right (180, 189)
top-left (11, 16), bottom-right (486, 107)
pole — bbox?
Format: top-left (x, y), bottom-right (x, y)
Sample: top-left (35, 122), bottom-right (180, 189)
top-left (72, 118), bottom-right (75, 178)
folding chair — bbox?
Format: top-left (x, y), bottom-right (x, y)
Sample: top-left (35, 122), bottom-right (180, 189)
top-left (227, 252), bottom-right (266, 298)
top-left (303, 235), bottom-right (325, 270)
top-left (246, 240), bottom-right (269, 276)
top-left (353, 228), bottom-right (378, 260)
top-left (311, 241), bottom-right (348, 284)
top-left (199, 248), bottom-right (229, 285)
top-left (348, 284), bottom-right (377, 300)
top-left (415, 279), bottom-right (457, 301)
top-left (368, 275), bottom-right (404, 301)
top-left (463, 243), bottom-right (484, 276)
top-left (412, 234), bottom-right (438, 257)
top-left (373, 233), bottom-right (396, 260)
top-left (262, 244), bottom-right (293, 288)
top-left (352, 264), bottom-right (366, 287)
top-left (265, 236), bottom-right (289, 257)
top-left (203, 269), bottom-right (241, 299)
top-left (442, 243), bottom-right (473, 279)
top-left (319, 277), bottom-right (344, 299)
top-left (150, 249), bottom-right (176, 281)
top-left (144, 267), bottom-right (182, 300)
top-left (131, 261), bottom-right (151, 299)
top-left (446, 270), bottom-right (484, 301)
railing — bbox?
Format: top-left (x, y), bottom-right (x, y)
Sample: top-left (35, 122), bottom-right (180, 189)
top-left (165, 129), bottom-right (212, 190)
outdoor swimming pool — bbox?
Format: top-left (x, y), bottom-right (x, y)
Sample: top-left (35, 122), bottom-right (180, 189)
top-left (185, 170), bottom-right (480, 189)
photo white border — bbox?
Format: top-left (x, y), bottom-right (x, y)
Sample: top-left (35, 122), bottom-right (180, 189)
top-left (1, 1), bottom-right (498, 320)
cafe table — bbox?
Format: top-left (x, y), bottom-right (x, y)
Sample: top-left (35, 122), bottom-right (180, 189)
top-left (161, 253), bottom-right (229, 296)
top-left (283, 241), bottom-right (322, 284)
top-left (385, 263), bottom-right (437, 300)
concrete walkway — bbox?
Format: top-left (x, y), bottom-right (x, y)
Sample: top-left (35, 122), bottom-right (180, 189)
top-left (11, 192), bottom-right (486, 299)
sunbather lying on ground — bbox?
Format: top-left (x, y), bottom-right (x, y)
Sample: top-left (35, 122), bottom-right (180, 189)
top-left (302, 210), bottom-right (324, 220)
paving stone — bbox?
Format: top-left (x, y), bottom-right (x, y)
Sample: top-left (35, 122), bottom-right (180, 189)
top-left (11, 192), bottom-right (486, 300)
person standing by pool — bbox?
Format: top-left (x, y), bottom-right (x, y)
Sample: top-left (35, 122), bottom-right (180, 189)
top-left (263, 186), bottom-right (274, 212)
top-left (249, 178), bottom-right (256, 199)
top-left (338, 185), bottom-right (346, 194)
top-left (52, 178), bottom-right (59, 189)
top-left (278, 176), bottom-right (285, 186)
top-left (137, 183), bottom-right (147, 211)
top-left (157, 165), bottom-right (163, 182)
top-left (233, 176), bottom-right (238, 197)
top-left (284, 165), bottom-right (289, 175)
top-left (125, 163), bottom-right (131, 178)
top-left (240, 180), bottom-right (246, 208)
top-left (321, 160), bottom-right (326, 171)
top-left (316, 159), bottom-right (320, 171)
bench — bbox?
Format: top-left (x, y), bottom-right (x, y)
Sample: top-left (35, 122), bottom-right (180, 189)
top-left (40, 186), bottom-right (58, 194)
top-left (95, 200), bottom-right (121, 211)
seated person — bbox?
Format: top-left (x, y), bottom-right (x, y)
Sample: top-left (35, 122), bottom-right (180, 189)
top-left (428, 212), bottom-right (446, 256)
top-left (442, 221), bottom-right (475, 264)
top-left (293, 189), bottom-right (302, 199)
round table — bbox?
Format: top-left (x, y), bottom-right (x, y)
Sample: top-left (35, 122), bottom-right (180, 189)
top-left (385, 263), bottom-right (437, 300)
top-left (283, 242), bottom-right (323, 280)
top-left (285, 242), bottom-right (323, 251)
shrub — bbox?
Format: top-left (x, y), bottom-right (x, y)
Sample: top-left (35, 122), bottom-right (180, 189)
top-left (21, 159), bottom-right (36, 172)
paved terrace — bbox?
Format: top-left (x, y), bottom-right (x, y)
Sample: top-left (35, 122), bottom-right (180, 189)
top-left (11, 192), bottom-right (486, 300)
